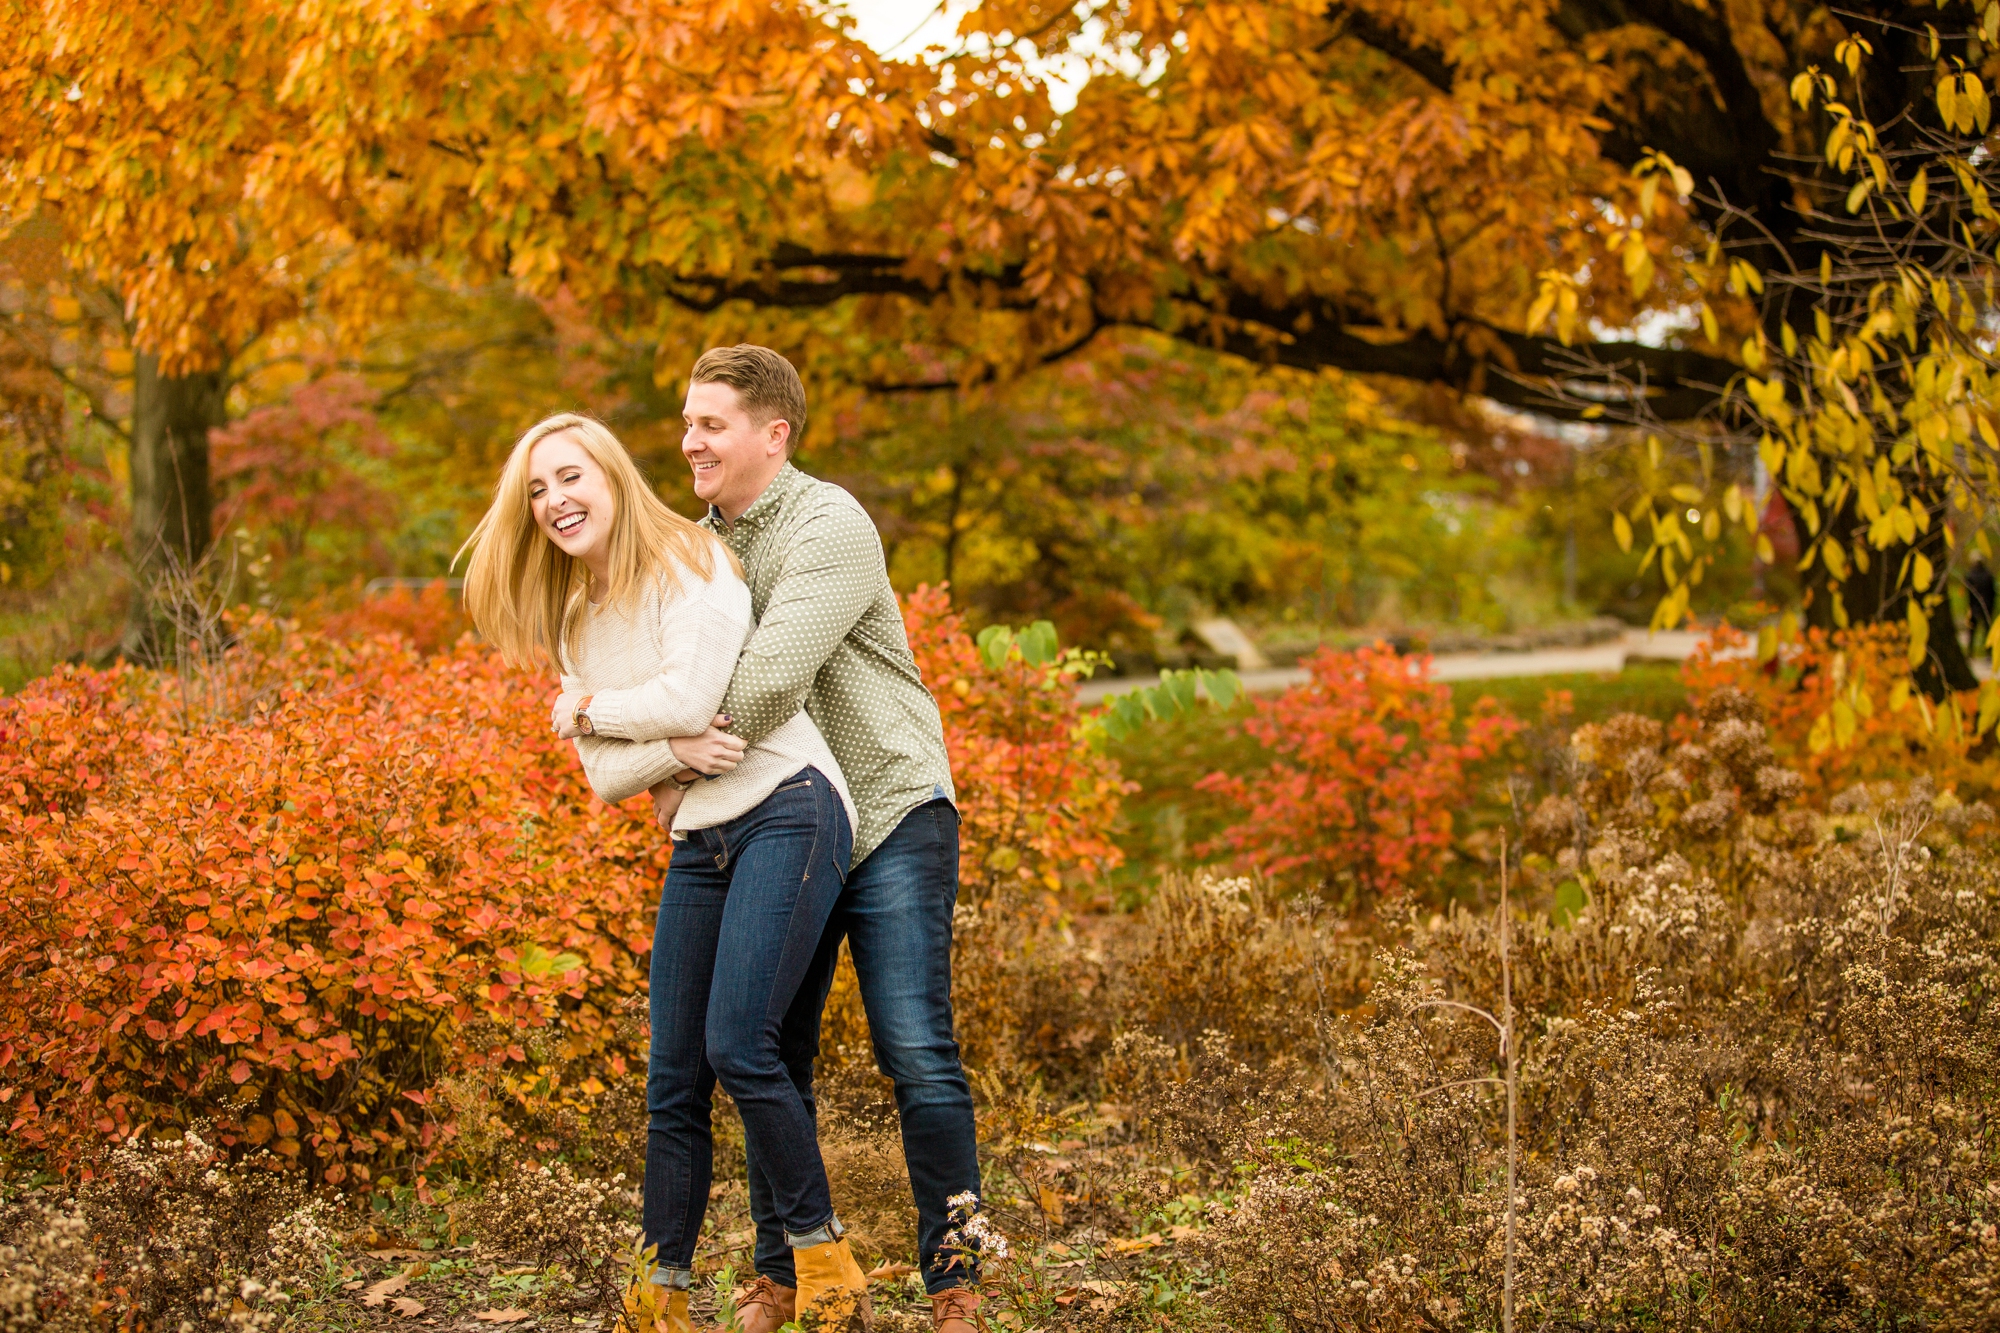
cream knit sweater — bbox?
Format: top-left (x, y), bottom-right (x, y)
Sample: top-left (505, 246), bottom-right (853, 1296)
top-left (560, 557), bottom-right (856, 839)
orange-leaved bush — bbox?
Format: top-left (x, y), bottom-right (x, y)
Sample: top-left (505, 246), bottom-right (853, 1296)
top-left (303, 579), bottom-right (473, 656)
top-left (1679, 623), bottom-right (2000, 804)
top-left (1197, 642), bottom-right (1520, 901)
top-left (0, 620), bottom-right (664, 1182)
top-left (901, 584), bottom-right (1131, 905)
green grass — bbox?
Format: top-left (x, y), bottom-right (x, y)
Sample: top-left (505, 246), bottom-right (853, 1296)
top-left (1103, 662), bottom-right (1689, 904)
top-left (1446, 660), bottom-right (1688, 725)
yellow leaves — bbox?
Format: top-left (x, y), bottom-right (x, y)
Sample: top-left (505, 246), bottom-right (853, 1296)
top-left (1909, 168), bottom-right (1928, 214)
top-left (1526, 270), bottom-right (1580, 345)
top-left (1746, 376), bottom-right (1791, 426)
top-left (1633, 148), bottom-right (1691, 218)
top-left (1936, 66), bottom-right (1992, 135)
top-left (1912, 550), bottom-right (1935, 592)
top-left (1726, 258), bottom-right (1764, 296)
top-left (1833, 698), bottom-right (1859, 746)
top-left (1615, 232), bottom-right (1655, 297)
top-left (1908, 600), bottom-right (1930, 667)
top-left (1612, 510), bottom-right (1633, 553)
top-left (1836, 35), bottom-right (1872, 76)
top-left (1792, 67), bottom-right (1836, 109)
top-left (1650, 579), bottom-right (1690, 632)
top-left (1846, 178), bottom-right (1873, 213)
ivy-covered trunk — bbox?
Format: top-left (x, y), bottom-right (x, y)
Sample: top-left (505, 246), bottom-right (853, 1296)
top-left (121, 354), bottom-right (226, 663)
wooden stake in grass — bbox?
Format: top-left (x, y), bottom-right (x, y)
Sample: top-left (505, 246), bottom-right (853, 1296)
top-left (1412, 829), bottom-right (1517, 1333)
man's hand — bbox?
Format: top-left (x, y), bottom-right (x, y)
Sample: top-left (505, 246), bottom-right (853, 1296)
top-left (648, 778), bottom-right (687, 829)
top-left (551, 690), bottom-right (586, 739)
top-left (669, 715), bottom-right (745, 776)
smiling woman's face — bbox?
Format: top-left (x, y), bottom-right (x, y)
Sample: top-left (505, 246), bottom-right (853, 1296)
top-left (527, 430), bottom-right (616, 579)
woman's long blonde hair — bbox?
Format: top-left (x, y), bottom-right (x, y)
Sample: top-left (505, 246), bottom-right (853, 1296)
top-left (458, 413), bottom-right (740, 671)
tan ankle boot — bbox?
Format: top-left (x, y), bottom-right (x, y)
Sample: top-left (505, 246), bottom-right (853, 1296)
top-left (618, 1283), bottom-right (690, 1333)
top-left (728, 1275), bottom-right (796, 1333)
top-left (930, 1287), bottom-right (985, 1333)
top-left (792, 1237), bottom-right (873, 1330)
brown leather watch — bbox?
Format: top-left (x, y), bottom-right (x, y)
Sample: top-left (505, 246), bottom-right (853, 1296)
top-left (573, 695), bottom-right (595, 737)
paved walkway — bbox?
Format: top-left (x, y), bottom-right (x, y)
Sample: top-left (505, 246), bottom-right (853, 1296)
top-left (1075, 629), bottom-right (1721, 703)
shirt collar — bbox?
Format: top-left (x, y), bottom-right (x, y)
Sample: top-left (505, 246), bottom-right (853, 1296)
top-left (711, 462), bottom-right (804, 534)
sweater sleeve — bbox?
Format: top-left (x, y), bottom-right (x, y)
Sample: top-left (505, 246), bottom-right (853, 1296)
top-left (719, 499), bottom-right (881, 746)
top-left (583, 568), bottom-right (751, 742)
top-left (571, 734), bottom-right (689, 805)
top-left (560, 667), bottom-right (687, 805)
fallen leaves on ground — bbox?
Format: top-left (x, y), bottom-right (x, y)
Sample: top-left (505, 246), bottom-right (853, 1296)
top-left (471, 1309), bottom-right (534, 1323)
top-left (361, 1274), bottom-right (410, 1307)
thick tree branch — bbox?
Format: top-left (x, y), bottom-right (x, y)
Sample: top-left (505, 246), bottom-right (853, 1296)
top-left (860, 319), bottom-right (1106, 393)
top-left (659, 262), bottom-right (1738, 422)
top-left (1324, 6), bottom-right (1455, 93)
top-left (1188, 294), bottom-right (1738, 421)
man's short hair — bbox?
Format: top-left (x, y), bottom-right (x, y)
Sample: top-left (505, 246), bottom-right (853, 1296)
top-left (690, 345), bottom-right (808, 456)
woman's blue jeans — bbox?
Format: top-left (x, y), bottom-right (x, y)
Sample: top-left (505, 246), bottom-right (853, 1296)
top-left (640, 766), bottom-right (853, 1276)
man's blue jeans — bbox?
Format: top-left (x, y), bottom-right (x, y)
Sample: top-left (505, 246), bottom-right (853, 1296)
top-left (745, 798), bottom-right (981, 1295)
top-left (640, 767), bottom-right (853, 1277)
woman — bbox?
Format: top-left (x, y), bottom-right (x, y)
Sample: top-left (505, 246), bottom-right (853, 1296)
top-left (460, 413), bottom-right (873, 1333)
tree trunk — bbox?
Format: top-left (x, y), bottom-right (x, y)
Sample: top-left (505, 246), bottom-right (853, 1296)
top-left (1804, 486), bottom-right (1978, 697)
top-left (121, 354), bottom-right (226, 663)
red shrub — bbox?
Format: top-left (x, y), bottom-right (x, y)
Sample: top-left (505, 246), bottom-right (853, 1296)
top-left (0, 625), bottom-right (663, 1181)
top-left (1196, 642), bottom-right (1520, 901)
top-left (1, 588), bottom-right (1131, 1180)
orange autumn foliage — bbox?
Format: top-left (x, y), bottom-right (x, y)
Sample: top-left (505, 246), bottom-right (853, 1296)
top-left (1197, 642), bottom-right (1520, 902)
top-left (0, 589), bottom-right (1121, 1177)
top-left (1679, 624), bottom-right (2000, 805)
top-left (0, 623), bottom-right (663, 1181)
top-left (900, 584), bottom-right (1130, 905)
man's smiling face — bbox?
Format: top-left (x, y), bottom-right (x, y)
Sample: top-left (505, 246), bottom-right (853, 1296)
top-left (682, 379), bottom-right (790, 521)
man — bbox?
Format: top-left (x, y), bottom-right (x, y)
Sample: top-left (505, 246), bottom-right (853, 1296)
top-left (663, 345), bottom-right (984, 1333)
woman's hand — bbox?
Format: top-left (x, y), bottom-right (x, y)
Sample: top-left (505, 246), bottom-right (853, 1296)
top-left (551, 690), bottom-right (587, 739)
top-left (648, 778), bottom-right (687, 829)
top-left (669, 715), bottom-right (745, 776)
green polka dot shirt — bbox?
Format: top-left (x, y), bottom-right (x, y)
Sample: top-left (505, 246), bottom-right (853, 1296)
top-left (704, 463), bottom-right (955, 864)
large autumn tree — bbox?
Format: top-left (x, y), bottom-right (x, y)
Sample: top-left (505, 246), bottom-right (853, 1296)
top-left (11, 0), bottom-right (2000, 690)
top-left (0, 1), bottom-right (410, 658)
